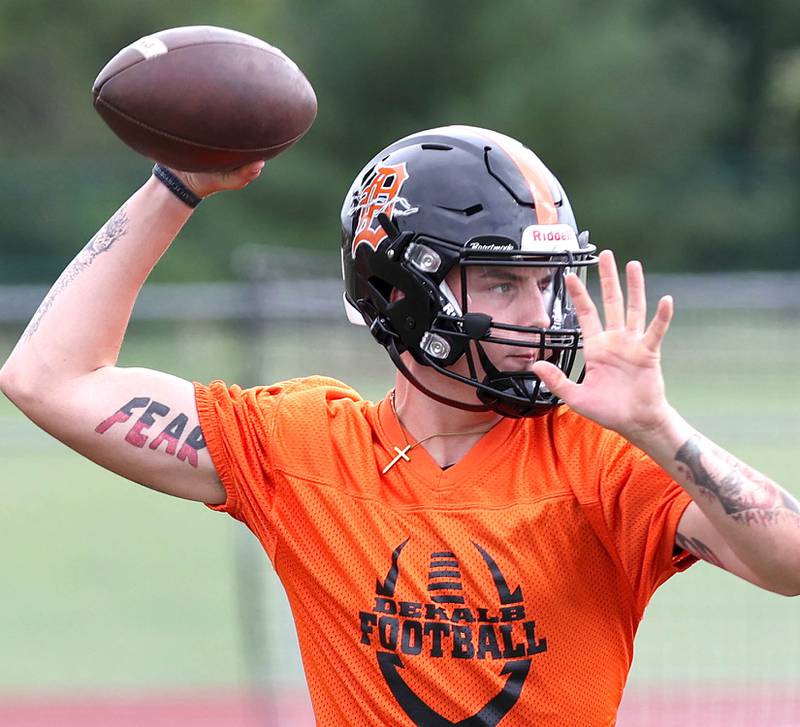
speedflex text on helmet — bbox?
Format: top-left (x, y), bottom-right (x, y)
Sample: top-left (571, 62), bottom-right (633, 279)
top-left (340, 125), bottom-right (598, 418)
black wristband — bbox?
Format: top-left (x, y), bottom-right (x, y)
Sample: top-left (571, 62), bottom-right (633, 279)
top-left (152, 163), bottom-right (203, 209)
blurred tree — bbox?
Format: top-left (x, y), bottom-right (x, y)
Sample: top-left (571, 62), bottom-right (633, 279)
top-left (654, 0), bottom-right (800, 269)
top-left (666, 0), bottom-right (800, 163)
top-left (273, 0), bottom-right (741, 270)
top-left (0, 0), bottom-right (798, 282)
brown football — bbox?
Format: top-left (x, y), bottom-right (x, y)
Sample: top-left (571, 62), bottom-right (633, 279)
top-left (92, 26), bottom-right (317, 171)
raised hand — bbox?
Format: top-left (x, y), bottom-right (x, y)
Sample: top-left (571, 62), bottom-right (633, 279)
top-left (533, 249), bottom-right (674, 442)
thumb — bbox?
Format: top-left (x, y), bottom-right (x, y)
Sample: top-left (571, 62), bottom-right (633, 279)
top-left (533, 360), bottom-right (579, 402)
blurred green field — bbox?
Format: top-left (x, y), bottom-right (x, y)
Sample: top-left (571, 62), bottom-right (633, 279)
top-left (1, 309), bottom-right (798, 698)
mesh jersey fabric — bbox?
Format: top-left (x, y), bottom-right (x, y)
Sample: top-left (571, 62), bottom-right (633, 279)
top-left (194, 376), bottom-right (697, 727)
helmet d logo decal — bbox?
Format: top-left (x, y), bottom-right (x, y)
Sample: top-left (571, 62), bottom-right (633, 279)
top-left (358, 540), bottom-right (548, 725)
top-left (352, 162), bottom-right (418, 255)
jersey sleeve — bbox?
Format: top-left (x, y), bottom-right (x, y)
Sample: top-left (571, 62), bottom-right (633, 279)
top-left (597, 432), bottom-right (698, 615)
top-left (193, 376), bottom-right (364, 561)
top-left (194, 379), bottom-right (285, 559)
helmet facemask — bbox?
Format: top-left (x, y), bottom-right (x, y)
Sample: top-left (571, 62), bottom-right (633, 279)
top-left (393, 233), bottom-right (596, 417)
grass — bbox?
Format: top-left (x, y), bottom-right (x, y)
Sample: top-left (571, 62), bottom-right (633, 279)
top-left (0, 309), bottom-right (798, 696)
top-left (2, 450), bottom-right (244, 689)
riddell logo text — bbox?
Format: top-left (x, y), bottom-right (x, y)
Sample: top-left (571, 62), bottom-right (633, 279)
top-left (358, 538), bottom-right (547, 726)
top-left (528, 229), bottom-right (571, 242)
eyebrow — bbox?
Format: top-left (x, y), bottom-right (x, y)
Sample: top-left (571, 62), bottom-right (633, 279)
top-left (477, 270), bottom-right (526, 281)
top-left (476, 270), bottom-right (553, 284)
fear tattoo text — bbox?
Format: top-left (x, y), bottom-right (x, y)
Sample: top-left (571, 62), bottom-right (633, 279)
top-left (96, 396), bottom-right (207, 468)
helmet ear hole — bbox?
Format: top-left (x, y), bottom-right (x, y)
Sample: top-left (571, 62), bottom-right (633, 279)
top-left (367, 277), bottom-right (392, 309)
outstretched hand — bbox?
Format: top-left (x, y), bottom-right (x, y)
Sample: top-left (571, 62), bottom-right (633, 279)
top-left (171, 160), bottom-right (266, 199)
top-left (533, 250), bottom-right (674, 443)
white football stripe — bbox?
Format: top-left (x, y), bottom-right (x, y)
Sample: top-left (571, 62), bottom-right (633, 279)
top-left (130, 36), bottom-right (169, 60)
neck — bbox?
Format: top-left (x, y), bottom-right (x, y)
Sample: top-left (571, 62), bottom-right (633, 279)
top-left (393, 372), bottom-right (502, 468)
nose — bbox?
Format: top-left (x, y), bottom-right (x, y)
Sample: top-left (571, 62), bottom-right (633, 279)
top-left (506, 285), bottom-right (550, 330)
top-left (530, 289), bottom-right (551, 329)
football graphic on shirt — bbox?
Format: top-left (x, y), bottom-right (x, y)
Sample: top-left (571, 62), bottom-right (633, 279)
top-left (358, 538), bottom-right (548, 726)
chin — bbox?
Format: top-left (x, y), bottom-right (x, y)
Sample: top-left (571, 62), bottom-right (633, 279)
top-left (501, 356), bottom-right (536, 372)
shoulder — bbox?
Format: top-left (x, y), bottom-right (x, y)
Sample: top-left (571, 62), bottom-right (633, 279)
top-left (267, 375), bottom-right (365, 413)
top-left (196, 375), bottom-right (375, 481)
top-left (265, 376), bottom-right (381, 486)
top-left (195, 375), bottom-right (368, 453)
top-left (199, 375), bottom-right (363, 414)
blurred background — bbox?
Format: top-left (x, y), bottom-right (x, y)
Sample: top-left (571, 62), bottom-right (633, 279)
top-left (0, 0), bottom-right (798, 725)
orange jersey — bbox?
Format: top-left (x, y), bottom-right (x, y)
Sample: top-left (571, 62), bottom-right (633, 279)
top-left (195, 376), bottom-right (696, 727)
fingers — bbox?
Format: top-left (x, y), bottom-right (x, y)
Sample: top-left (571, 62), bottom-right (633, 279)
top-left (578, 251), bottom-right (654, 338)
top-left (176, 160), bottom-right (266, 198)
top-left (625, 260), bottom-right (647, 334)
top-left (564, 271), bottom-right (603, 338)
top-left (598, 249), bottom-right (625, 330)
top-left (244, 159), bottom-right (267, 178)
top-left (642, 295), bottom-right (673, 352)
top-left (223, 160), bottom-right (266, 190)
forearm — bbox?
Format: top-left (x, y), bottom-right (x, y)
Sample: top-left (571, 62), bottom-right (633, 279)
top-left (1, 174), bottom-right (193, 390)
top-left (634, 408), bottom-right (800, 593)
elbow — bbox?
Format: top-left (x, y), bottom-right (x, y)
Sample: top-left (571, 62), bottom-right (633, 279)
top-left (0, 360), bottom-right (18, 397)
top-left (777, 579), bottom-right (800, 597)
top-left (2, 352), bottom-right (92, 411)
top-left (0, 359), bottom-right (40, 410)
top-left (777, 556), bottom-right (800, 597)
top-left (745, 557), bottom-right (800, 597)
top-left (764, 572), bottom-right (800, 598)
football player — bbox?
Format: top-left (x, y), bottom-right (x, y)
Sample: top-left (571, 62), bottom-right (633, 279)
top-left (2, 126), bottom-right (798, 726)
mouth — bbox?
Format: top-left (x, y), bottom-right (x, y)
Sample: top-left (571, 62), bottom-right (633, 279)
top-left (503, 352), bottom-right (537, 371)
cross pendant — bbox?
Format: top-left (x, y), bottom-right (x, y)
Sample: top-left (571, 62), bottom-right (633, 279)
top-left (382, 445), bottom-right (412, 474)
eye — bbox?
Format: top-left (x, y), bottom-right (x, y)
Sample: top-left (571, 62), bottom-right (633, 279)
top-left (538, 276), bottom-right (554, 292)
top-left (490, 282), bottom-right (515, 294)
top-left (489, 278), bottom-right (525, 297)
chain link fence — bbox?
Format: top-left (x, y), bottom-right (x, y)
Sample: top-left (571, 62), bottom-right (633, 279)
top-left (1, 260), bottom-right (798, 726)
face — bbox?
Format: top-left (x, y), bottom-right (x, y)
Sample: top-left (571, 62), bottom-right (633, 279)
top-left (445, 263), bottom-right (556, 373)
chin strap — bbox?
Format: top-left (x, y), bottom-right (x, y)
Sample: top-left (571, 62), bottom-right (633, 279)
top-left (387, 336), bottom-right (556, 418)
top-left (386, 339), bottom-right (493, 413)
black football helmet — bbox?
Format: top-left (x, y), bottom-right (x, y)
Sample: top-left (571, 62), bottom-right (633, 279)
top-left (340, 125), bottom-right (597, 417)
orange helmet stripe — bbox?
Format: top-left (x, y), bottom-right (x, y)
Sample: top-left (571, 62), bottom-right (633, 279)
top-left (465, 127), bottom-right (559, 225)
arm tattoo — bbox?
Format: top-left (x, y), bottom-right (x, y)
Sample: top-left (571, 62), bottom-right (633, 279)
top-left (675, 532), bottom-right (725, 568)
top-left (96, 396), bottom-right (207, 469)
top-left (23, 206), bottom-right (129, 341)
top-left (675, 433), bottom-right (800, 527)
